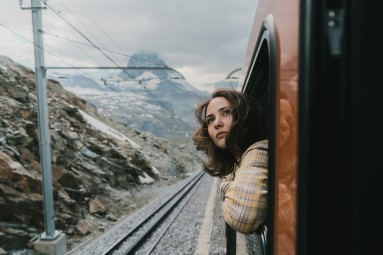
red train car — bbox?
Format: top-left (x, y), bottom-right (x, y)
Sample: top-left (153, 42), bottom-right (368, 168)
top-left (238, 1), bottom-right (383, 254)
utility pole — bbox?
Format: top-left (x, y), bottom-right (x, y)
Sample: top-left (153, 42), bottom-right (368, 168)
top-left (171, 111), bottom-right (176, 176)
top-left (21, 0), bottom-right (66, 254)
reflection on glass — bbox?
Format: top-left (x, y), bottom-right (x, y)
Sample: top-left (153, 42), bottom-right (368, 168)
top-left (277, 96), bottom-right (297, 255)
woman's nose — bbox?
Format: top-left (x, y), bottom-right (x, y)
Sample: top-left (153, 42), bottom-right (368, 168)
top-left (213, 117), bottom-right (223, 128)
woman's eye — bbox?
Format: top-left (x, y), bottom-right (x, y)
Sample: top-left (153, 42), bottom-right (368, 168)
top-left (223, 109), bottom-right (231, 116)
top-left (206, 118), bottom-right (213, 125)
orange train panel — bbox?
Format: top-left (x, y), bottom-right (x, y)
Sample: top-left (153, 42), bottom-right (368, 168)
top-left (242, 0), bottom-right (299, 254)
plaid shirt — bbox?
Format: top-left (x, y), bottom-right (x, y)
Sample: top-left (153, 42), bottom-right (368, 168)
top-left (220, 139), bottom-right (268, 234)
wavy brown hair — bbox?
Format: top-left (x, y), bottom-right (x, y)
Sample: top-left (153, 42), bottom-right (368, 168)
top-left (192, 88), bottom-right (267, 177)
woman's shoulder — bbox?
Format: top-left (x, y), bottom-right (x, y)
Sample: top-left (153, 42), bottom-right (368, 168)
top-left (246, 139), bottom-right (268, 152)
top-left (239, 139), bottom-right (268, 168)
top-left (241, 139), bottom-right (268, 160)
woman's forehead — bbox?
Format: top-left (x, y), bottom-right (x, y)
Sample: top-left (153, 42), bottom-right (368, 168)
top-left (206, 97), bottom-right (230, 115)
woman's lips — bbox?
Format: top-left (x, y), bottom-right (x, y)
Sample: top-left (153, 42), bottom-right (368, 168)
top-left (216, 131), bottom-right (226, 139)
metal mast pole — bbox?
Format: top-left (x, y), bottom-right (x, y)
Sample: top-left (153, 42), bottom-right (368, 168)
top-left (30, 0), bottom-right (59, 240)
top-left (171, 111), bottom-right (175, 176)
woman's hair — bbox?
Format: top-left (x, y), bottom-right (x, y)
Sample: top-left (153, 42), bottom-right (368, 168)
top-left (193, 88), bottom-right (267, 177)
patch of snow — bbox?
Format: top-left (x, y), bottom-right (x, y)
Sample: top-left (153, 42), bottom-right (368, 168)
top-left (151, 166), bottom-right (160, 175)
top-left (65, 87), bottom-right (114, 96)
top-left (135, 70), bottom-right (158, 81)
top-left (139, 172), bottom-right (155, 184)
top-left (0, 64), bottom-right (8, 71)
top-left (139, 113), bottom-right (154, 118)
top-left (78, 109), bottom-right (140, 149)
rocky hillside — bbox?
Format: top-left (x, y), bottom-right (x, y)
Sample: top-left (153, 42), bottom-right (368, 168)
top-left (0, 55), bottom-right (203, 252)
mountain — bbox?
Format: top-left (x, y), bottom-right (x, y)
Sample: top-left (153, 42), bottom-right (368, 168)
top-left (0, 55), bottom-right (203, 252)
top-left (50, 53), bottom-right (210, 139)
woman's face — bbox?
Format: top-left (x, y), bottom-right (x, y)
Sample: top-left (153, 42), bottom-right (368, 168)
top-left (205, 96), bottom-right (233, 149)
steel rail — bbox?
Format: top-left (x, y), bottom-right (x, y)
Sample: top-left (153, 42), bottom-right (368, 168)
top-left (102, 171), bottom-right (205, 255)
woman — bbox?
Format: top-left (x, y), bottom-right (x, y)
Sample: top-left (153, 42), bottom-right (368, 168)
top-left (193, 88), bottom-right (268, 234)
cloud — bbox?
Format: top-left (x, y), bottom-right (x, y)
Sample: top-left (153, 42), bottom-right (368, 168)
top-left (0, 0), bottom-right (258, 91)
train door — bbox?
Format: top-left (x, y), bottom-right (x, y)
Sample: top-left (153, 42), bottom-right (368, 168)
top-left (297, 1), bottom-right (383, 254)
top-left (240, 0), bottom-right (383, 254)
top-left (240, 0), bottom-right (300, 254)
top-left (240, 14), bottom-right (280, 255)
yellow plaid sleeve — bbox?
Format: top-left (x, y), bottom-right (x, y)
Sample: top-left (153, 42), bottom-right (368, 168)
top-left (220, 140), bottom-right (268, 234)
top-left (220, 172), bottom-right (234, 201)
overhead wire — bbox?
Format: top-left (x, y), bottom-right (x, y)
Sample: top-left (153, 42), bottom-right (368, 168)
top-left (55, 0), bottom-right (131, 62)
top-left (42, 1), bottom-right (182, 75)
top-left (18, 0), bottom-right (121, 90)
top-left (42, 0), bottom-right (194, 130)
top-left (44, 0), bottom-right (190, 124)
top-left (0, 22), bottom-right (119, 94)
top-left (43, 1), bottom-right (182, 72)
top-left (41, 17), bottom-right (121, 92)
top-left (0, 22), bottom-right (73, 68)
top-left (3, 3), bottom-right (194, 130)
top-left (42, 0), bottom-right (128, 87)
top-left (0, 23), bottom-right (177, 127)
top-left (42, 0), bottom-right (129, 75)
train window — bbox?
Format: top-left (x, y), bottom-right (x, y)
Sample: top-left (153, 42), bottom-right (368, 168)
top-left (240, 14), bottom-right (278, 255)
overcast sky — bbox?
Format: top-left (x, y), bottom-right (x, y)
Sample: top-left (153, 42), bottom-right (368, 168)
top-left (0, 0), bottom-right (258, 91)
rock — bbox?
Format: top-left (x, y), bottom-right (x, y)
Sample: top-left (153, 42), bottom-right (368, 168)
top-left (106, 214), bottom-right (118, 222)
top-left (88, 197), bottom-right (107, 215)
top-left (80, 146), bottom-right (98, 159)
top-left (76, 220), bottom-right (90, 236)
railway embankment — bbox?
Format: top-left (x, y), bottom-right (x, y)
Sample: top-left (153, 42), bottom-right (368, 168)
top-left (0, 55), bottom-right (203, 253)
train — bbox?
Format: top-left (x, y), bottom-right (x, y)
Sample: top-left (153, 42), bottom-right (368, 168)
top-left (231, 0), bottom-right (383, 254)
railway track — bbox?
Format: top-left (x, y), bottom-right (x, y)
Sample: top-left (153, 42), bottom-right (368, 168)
top-left (67, 170), bottom-right (205, 255)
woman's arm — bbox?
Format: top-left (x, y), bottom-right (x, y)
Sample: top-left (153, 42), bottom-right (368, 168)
top-left (220, 141), bottom-right (268, 234)
top-left (220, 172), bottom-right (234, 200)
